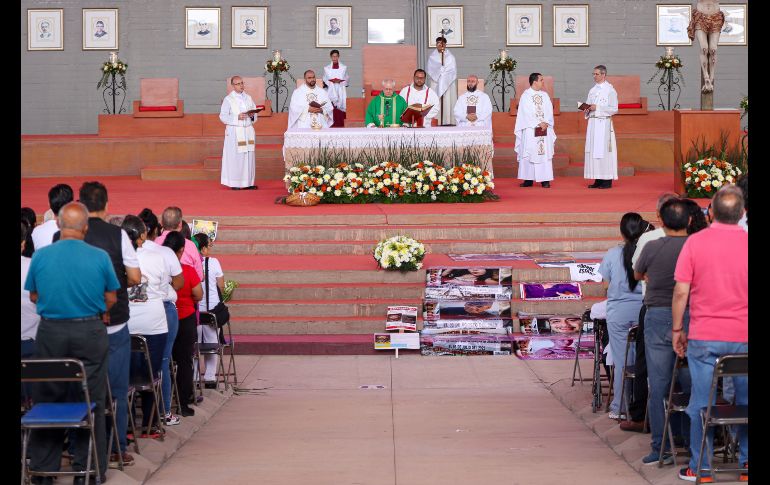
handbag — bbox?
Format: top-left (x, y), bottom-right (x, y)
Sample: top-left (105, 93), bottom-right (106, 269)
top-left (201, 257), bottom-right (230, 328)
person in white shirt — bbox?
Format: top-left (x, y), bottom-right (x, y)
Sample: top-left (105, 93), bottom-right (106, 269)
top-left (583, 65), bottom-right (619, 189)
top-left (322, 50), bottom-right (349, 127)
top-left (453, 74), bottom-right (493, 128)
top-left (399, 69), bottom-right (440, 127)
top-left (21, 222), bottom-right (39, 359)
top-left (515, 73), bottom-right (556, 188)
top-left (32, 184), bottom-right (74, 250)
top-left (220, 76), bottom-right (258, 190)
top-left (288, 70), bottom-right (333, 129)
top-left (193, 233), bottom-right (225, 388)
top-left (426, 37), bottom-right (458, 125)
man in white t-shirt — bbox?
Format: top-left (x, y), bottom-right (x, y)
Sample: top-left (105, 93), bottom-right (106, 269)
top-left (31, 184), bottom-right (73, 250)
top-left (21, 223), bottom-right (39, 359)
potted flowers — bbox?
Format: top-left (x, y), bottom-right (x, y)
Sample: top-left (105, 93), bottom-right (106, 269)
top-left (373, 236), bottom-right (426, 272)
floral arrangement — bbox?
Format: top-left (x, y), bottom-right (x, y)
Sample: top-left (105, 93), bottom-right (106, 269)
top-left (373, 235), bottom-right (426, 272)
top-left (740, 95), bottom-right (748, 116)
top-left (283, 160), bottom-right (495, 204)
top-left (647, 54), bottom-right (684, 85)
top-left (222, 280), bottom-right (239, 303)
top-left (265, 58), bottom-right (290, 73)
top-left (97, 58), bottom-right (127, 89)
top-left (489, 56), bottom-right (516, 73)
top-left (683, 157), bottom-right (742, 198)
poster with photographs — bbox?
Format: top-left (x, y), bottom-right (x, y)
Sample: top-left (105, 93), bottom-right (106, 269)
top-left (424, 300), bottom-right (511, 321)
top-left (425, 267), bottom-right (513, 287)
top-left (186, 7), bottom-right (220, 49)
top-left (28, 9), bottom-right (63, 51)
top-left (507, 5), bottom-right (542, 46)
top-left (421, 334), bottom-right (513, 356)
top-left (520, 282), bottom-right (582, 301)
top-left (719, 4), bottom-right (747, 46)
top-left (656, 5), bottom-right (692, 46)
top-left (385, 306), bottom-right (418, 331)
top-left (374, 333), bottom-right (420, 350)
top-left (316, 6), bottom-right (351, 48)
top-left (191, 219), bottom-right (218, 242)
top-left (83, 9), bottom-right (118, 50)
top-left (513, 335), bottom-right (593, 360)
top-left (424, 284), bottom-right (512, 301)
top-left (428, 6), bottom-right (464, 47)
top-left (232, 7), bottom-right (267, 48)
top-left (516, 313), bottom-right (585, 335)
top-left (553, 5), bottom-right (589, 46)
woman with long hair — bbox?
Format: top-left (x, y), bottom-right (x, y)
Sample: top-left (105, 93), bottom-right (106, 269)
top-left (599, 212), bottom-right (651, 420)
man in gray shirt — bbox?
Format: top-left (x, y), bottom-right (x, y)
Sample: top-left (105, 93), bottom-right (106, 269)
top-left (633, 198), bottom-right (691, 465)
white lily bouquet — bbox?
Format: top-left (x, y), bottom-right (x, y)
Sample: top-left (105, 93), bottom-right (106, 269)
top-left (373, 236), bottom-right (426, 272)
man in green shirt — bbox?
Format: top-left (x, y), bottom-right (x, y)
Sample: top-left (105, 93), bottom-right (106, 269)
top-left (365, 79), bottom-right (407, 127)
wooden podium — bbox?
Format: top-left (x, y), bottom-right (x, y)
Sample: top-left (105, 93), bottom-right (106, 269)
top-left (673, 109), bottom-right (741, 194)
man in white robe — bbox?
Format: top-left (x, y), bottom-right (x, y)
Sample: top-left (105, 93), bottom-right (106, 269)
top-left (453, 74), bottom-right (493, 128)
top-left (219, 76), bottom-right (257, 190)
top-left (583, 65), bottom-right (619, 189)
top-left (515, 73), bottom-right (556, 188)
top-left (288, 70), bottom-right (333, 130)
top-left (322, 49), bottom-right (349, 127)
top-left (426, 37), bottom-right (458, 125)
top-left (399, 69), bottom-right (440, 127)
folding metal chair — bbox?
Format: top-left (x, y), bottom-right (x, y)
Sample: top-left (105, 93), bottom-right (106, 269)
top-left (104, 378), bottom-right (123, 470)
top-left (128, 335), bottom-right (165, 440)
top-left (572, 309), bottom-right (595, 386)
top-left (695, 353), bottom-right (748, 484)
top-left (618, 324), bottom-right (641, 421)
top-left (195, 312), bottom-right (228, 393)
top-left (126, 384), bottom-right (140, 454)
top-left (171, 360), bottom-right (181, 414)
top-left (21, 358), bottom-right (101, 485)
top-left (659, 355), bottom-right (690, 467)
top-left (219, 318), bottom-right (238, 387)
top-left (589, 319), bottom-right (613, 413)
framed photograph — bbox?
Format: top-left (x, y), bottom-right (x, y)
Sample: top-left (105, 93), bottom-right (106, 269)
top-left (719, 4), bottom-right (747, 46)
top-left (232, 6), bottom-right (267, 48)
top-left (316, 6), bottom-right (351, 48)
top-left (506, 5), bottom-right (542, 46)
top-left (553, 5), bottom-right (589, 46)
top-left (186, 7), bottom-right (220, 49)
top-left (28, 9), bottom-right (63, 51)
top-left (82, 9), bottom-right (118, 50)
top-left (428, 6), bottom-right (464, 47)
top-left (368, 19), bottom-right (405, 44)
top-left (656, 4), bottom-right (692, 46)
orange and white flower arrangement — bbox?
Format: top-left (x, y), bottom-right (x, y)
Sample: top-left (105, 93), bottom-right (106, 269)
top-left (683, 157), bottom-right (742, 198)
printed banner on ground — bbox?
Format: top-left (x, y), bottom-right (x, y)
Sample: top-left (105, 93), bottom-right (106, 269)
top-left (424, 285), bottom-right (512, 301)
top-left (420, 335), bottom-right (513, 356)
top-left (385, 306), bottom-right (418, 331)
top-left (513, 334), bottom-right (594, 360)
top-left (374, 332), bottom-right (420, 350)
top-left (516, 313), bottom-right (585, 335)
top-left (520, 282), bottom-right (582, 301)
top-left (447, 253), bottom-right (532, 262)
top-left (191, 219), bottom-right (219, 242)
top-left (426, 267), bottom-right (513, 287)
top-left (424, 300), bottom-right (512, 321)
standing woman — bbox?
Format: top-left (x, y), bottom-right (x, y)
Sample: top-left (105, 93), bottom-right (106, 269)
top-left (162, 231), bottom-right (202, 417)
top-left (599, 212), bottom-right (650, 419)
top-left (121, 216), bottom-right (169, 437)
top-left (193, 233), bottom-right (225, 388)
top-left (323, 49), bottom-right (348, 127)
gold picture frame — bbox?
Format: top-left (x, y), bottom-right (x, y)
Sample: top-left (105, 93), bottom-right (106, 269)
top-left (428, 6), bottom-right (464, 48)
top-left (185, 7), bottom-right (221, 49)
top-left (232, 6), bottom-right (268, 48)
top-left (83, 8), bottom-right (119, 51)
top-left (28, 9), bottom-right (64, 51)
top-left (553, 5), bottom-right (589, 47)
top-left (316, 6), bottom-right (352, 48)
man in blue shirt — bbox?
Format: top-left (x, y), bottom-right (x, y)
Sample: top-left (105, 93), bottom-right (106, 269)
top-left (25, 202), bottom-right (120, 485)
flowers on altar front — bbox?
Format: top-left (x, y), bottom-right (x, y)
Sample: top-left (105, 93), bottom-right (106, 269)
top-left (373, 235), bottom-right (426, 272)
top-left (683, 157), bottom-right (742, 199)
top-left (97, 58), bottom-right (127, 89)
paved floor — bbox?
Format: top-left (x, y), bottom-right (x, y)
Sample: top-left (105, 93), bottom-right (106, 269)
top-left (148, 355), bottom-right (650, 485)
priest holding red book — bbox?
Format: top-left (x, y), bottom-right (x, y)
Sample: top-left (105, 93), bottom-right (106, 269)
top-left (322, 49), bottom-right (349, 127)
top-left (515, 72), bottom-right (556, 189)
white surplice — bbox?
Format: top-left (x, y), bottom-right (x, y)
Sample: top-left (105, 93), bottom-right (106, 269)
top-left (398, 84), bottom-right (440, 126)
top-left (583, 81), bottom-right (618, 180)
top-left (322, 62), bottom-right (349, 112)
top-left (515, 87), bottom-right (556, 182)
top-left (426, 48), bottom-right (458, 125)
top-left (219, 91), bottom-right (256, 188)
top-left (287, 84), bottom-right (333, 129)
top-left (453, 90), bottom-right (493, 128)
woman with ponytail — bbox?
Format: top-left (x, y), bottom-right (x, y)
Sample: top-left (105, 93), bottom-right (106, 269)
top-left (599, 212), bottom-right (651, 420)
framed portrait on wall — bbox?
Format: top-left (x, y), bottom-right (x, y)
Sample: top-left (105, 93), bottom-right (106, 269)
top-left (83, 9), bottom-right (118, 50)
top-left (28, 9), bottom-right (63, 51)
top-left (553, 5), bottom-right (589, 46)
top-left (185, 7), bottom-right (220, 49)
top-left (656, 5), bottom-right (692, 46)
top-left (719, 4), bottom-right (747, 46)
top-left (316, 7), bottom-right (352, 48)
top-left (506, 5), bottom-right (542, 46)
top-left (232, 6), bottom-right (267, 48)
top-left (428, 6), bottom-right (464, 47)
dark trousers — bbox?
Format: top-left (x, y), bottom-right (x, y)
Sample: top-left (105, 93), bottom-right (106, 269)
top-left (172, 313), bottom-right (197, 407)
top-left (331, 106), bottom-right (346, 127)
top-left (629, 305), bottom-right (648, 422)
top-left (130, 332), bottom-right (167, 428)
top-left (29, 319), bottom-right (109, 477)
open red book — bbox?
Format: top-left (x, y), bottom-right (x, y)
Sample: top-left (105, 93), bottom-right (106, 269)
top-left (466, 106), bottom-right (476, 115)
top-left (309, 101), bottom-right (327, 109)
top-left (244, 106), bottom-right (265, 115)
top-left (577, 102), bottom-right (591, 110)
top-left (328, 78), bottom-right (345, 83)
top-left (534, 126), bottom-right (548, 137)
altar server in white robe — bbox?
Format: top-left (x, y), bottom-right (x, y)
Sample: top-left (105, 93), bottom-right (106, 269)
top-left (453, 74), bottom-right (493, 128)
top-left (515, 73), bottom-right (556, 188)
top-left (288, 70), bottom-right (333, 130)
top-left (219, 75), bottom-right (257, 190)
top-left (399, 69), bottom-right (440, 127)
top-left (583, 65), bottom-right (619, 189)
top-left (322, 49), bottom-right (349, 127)
top-left (426, 37), bottom-right (458, 125)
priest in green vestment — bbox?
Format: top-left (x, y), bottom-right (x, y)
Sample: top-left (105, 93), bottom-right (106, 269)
top-left (365, 79), bottom-right (407, 127)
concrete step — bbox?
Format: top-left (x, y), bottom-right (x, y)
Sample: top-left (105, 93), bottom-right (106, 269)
top-left (233, 282), bottom-right (424, 300)
top-left (229, 334), bottom-right (389, 354)
top-left (492, 152), bottom-right (571, 168)
top-left (228, 299), bottom-right (421, 318)
top-left (555, 163), bottom-right (636, 177)
top-left (230, 316), bottom-right (395, 335)
top-left (141, 164), bottom-right (220, 181)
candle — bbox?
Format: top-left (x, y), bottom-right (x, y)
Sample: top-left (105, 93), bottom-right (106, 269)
top-left (499, 49), bottom-right (508, 60)
top-left (109, 51), bottom-right (117, 63)
top-left (273, 50), bottom-right (281, 62)
top-left (665, 47), bottom-right (674, 57)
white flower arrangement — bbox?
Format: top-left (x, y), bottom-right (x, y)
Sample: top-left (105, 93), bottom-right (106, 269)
top-left (373, 235), bottom-right (426, 272)
top-left (683, 157), bottom-right (742, 199)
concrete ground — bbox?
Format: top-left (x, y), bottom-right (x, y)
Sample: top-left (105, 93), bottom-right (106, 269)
top-left (147, 355), bottom-right (684, 485)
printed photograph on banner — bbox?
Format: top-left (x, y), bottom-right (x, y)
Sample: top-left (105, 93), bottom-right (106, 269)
top-left (420, 327), bottom-right (510, 335)
top-left (516, 313), bottom-right (583, 335)
top-left (447, 253), bottom-right (531, 262)
top-left (191, 219), bottom-right (218, 242)
top-left (385, 305), bottom-right (418, 331)
top-left (424, 285), bottom-right (512, 301)
top-left (423, 300), bottom-right (512, 321)
top-left (513, 335), bottom-right (594, 360)
top-left (520, 282), bottom-right (582, 301)
top-left (421, 334), bottom-right (513, 356)
top-left (374, 332), bottom-right (419, 350)
top-left (425, 267), bottom-right (513, 287)
top-left (423, 318), bottom-right (510, 330)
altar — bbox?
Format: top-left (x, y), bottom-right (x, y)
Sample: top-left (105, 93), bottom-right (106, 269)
top-left (283, 126), bottom-right (495, 175)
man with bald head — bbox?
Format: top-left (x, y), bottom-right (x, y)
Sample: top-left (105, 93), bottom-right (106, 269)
top-left (365, 79), bottom-right (407, 128)
top-left (24, 201), bottom-right (121, 483)
top-left (288, 69), bottom-right (333, 129)
top-left (220, 75), bottom-right (258, 190)
top-left (453, 74), bottom-right (493, 127)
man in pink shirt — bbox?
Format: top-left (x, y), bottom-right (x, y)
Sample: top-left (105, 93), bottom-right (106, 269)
top-left (672, 185), bottom-right (747, 483)
top-left (155, 207), bottom-right (203, 280)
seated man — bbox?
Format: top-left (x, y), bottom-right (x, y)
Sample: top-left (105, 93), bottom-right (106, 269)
top-left (365, 79), bottom-right (407, 128)
top-left (454, 74), bottom-right (493, 127)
